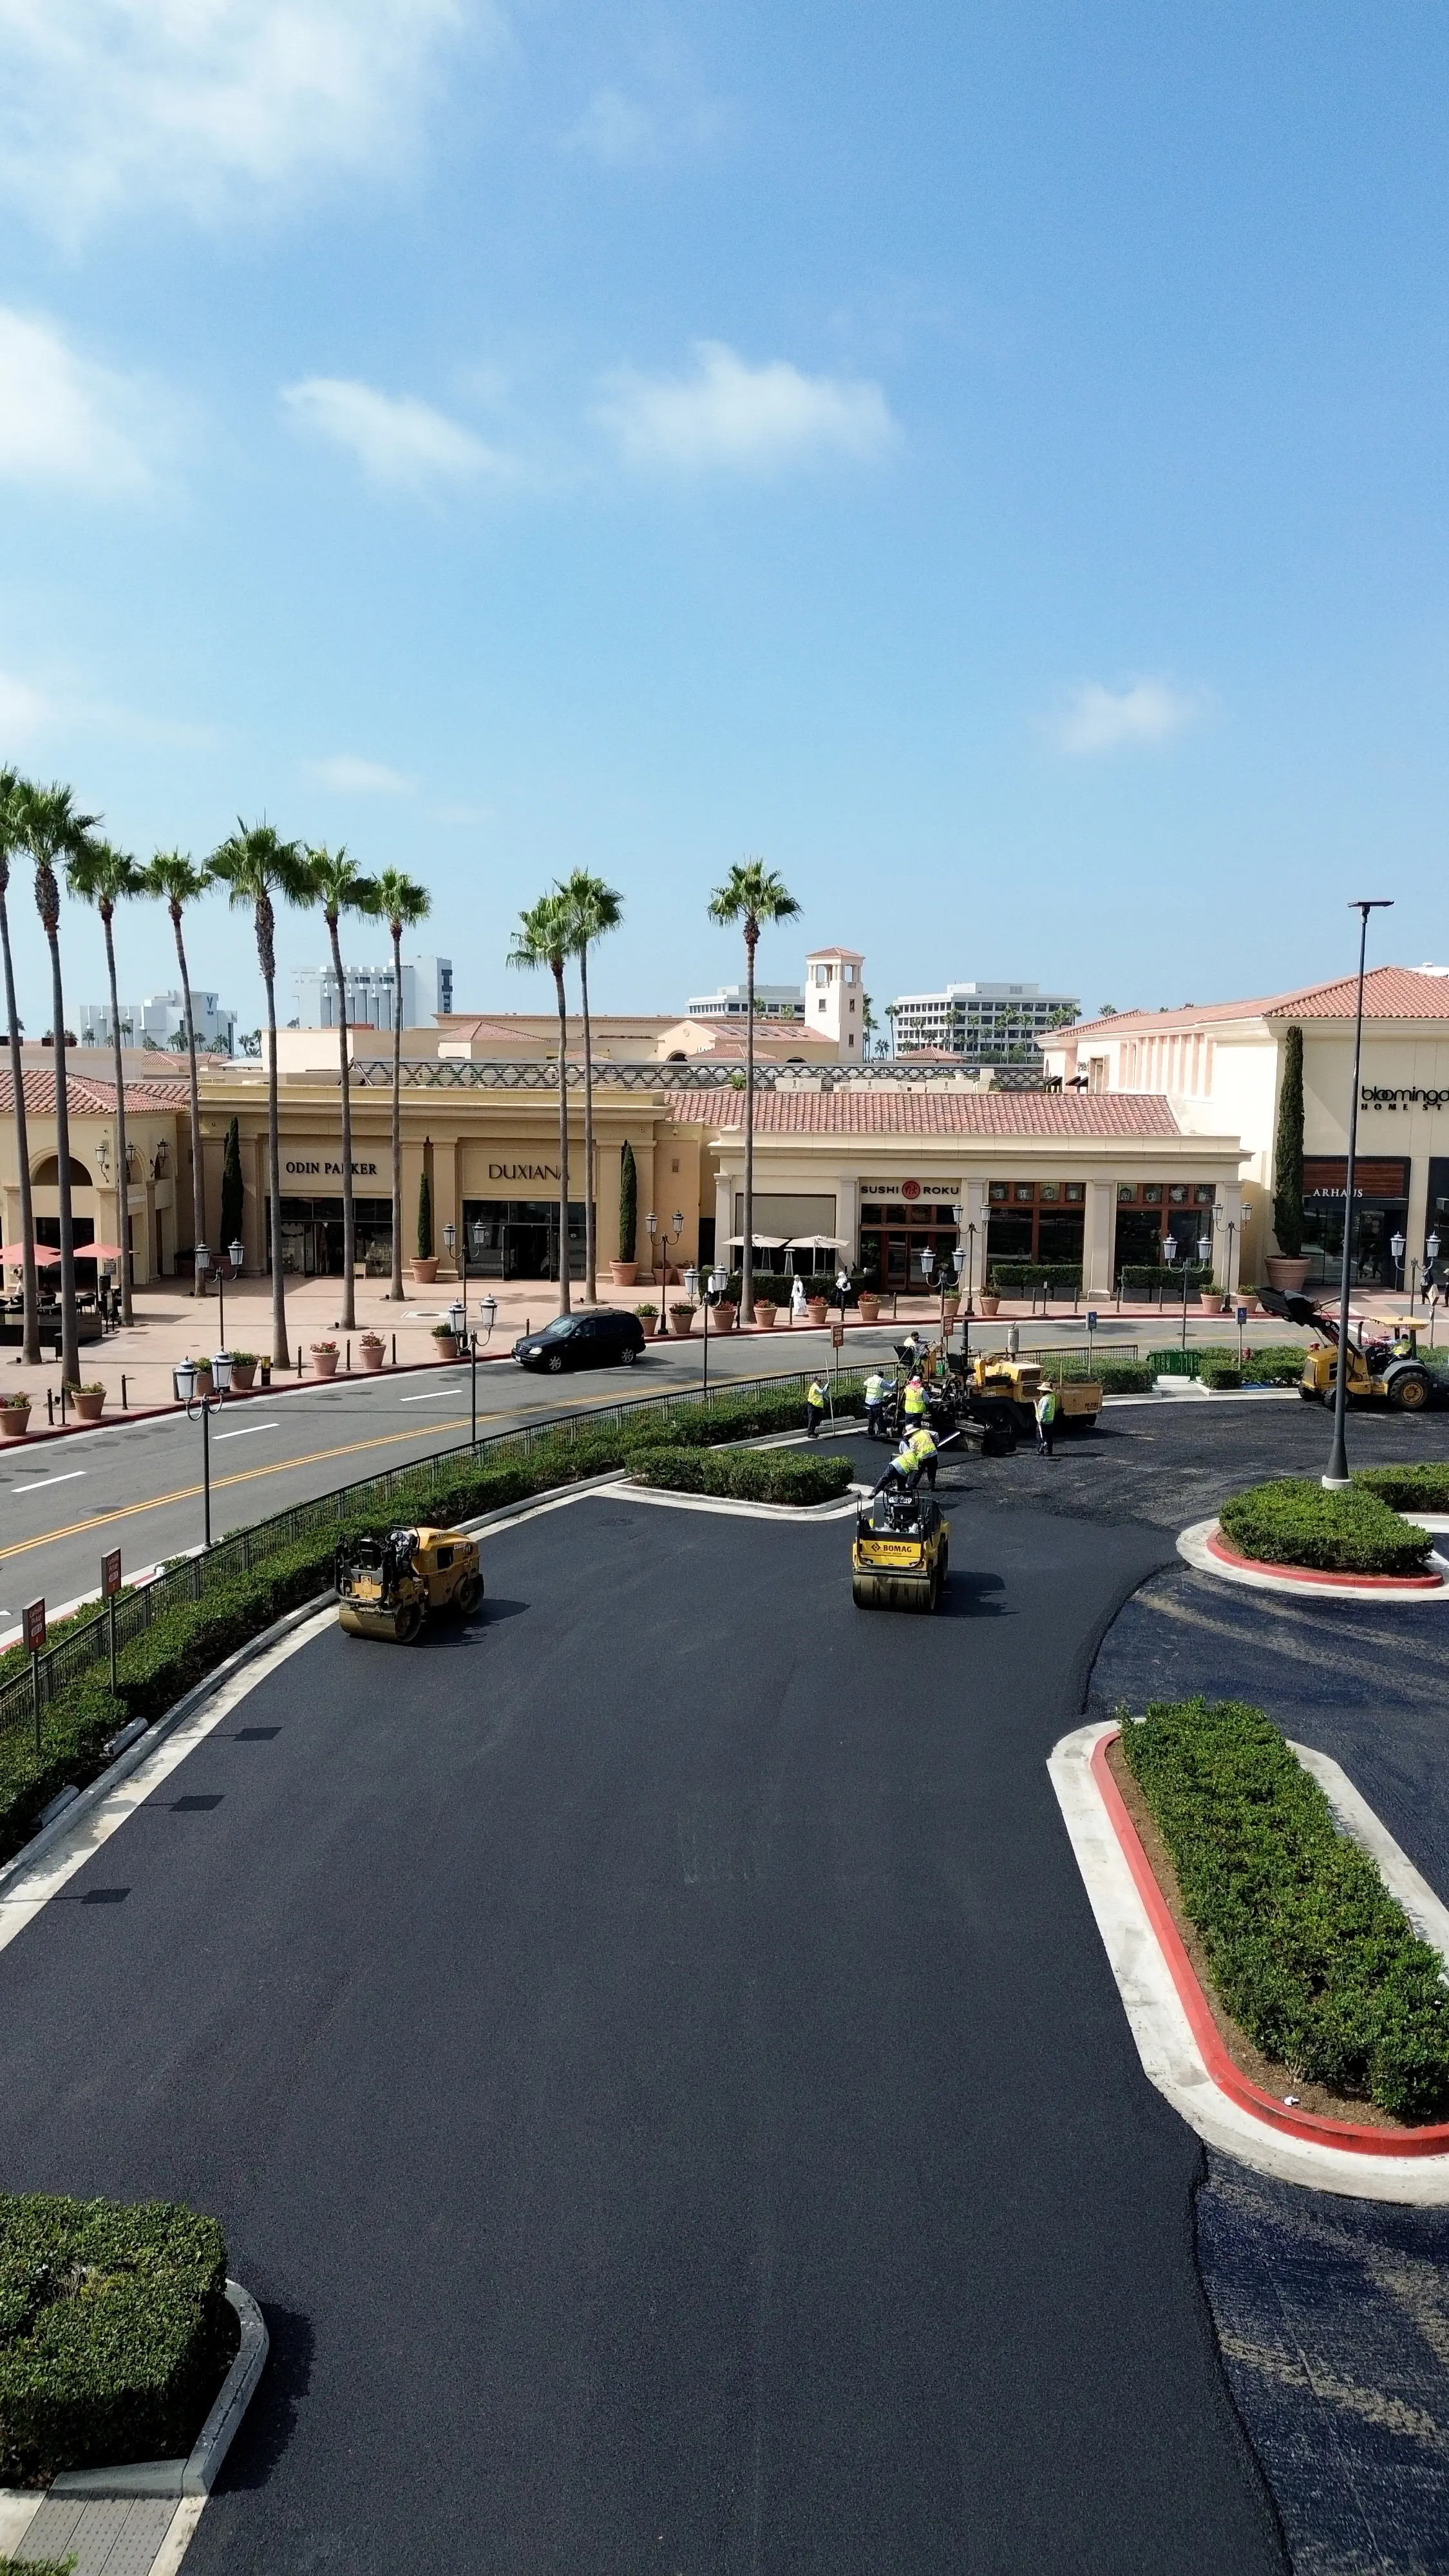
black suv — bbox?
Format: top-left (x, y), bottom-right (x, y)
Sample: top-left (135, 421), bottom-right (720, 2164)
top-left (513, 1310), bottom-right (647, 1374)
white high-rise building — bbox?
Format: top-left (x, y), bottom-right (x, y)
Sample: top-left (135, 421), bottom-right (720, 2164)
top-left (78, 991), bottom-right (238, 1054)
top-left (887, 980), bottom-right (1079, 1059)
top-left (687, 981), bottom-right (804, 1021)
top-left (292, 956), bottom-right (453, 1031)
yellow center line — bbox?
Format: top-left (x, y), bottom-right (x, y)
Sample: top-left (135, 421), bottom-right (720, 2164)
top-left (0, 1381), bottom-right (662, 1567)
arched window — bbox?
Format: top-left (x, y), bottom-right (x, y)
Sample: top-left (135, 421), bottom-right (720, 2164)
top-left (30, 1153), bottom-right (93, 1187)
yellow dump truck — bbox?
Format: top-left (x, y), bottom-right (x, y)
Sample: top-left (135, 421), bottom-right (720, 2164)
top-left (335, 1526), bottom-right (484, 1643)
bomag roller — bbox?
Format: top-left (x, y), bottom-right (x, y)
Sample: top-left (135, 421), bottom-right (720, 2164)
top-left (1260, 1288), bottom-right (1435, 1412)
top-left (335, 1525), bottom-right (484, 1643)
top-left (851, 1481), bottom-right (949, 1613)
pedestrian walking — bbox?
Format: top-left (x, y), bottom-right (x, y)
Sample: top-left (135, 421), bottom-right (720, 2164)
top-left (806, 1376), bottom-right (829, 1437)
top-left (864, 1368), bottom-right (889, 1441)
top-left (1035, 1382), bottom-right (1058, 1456)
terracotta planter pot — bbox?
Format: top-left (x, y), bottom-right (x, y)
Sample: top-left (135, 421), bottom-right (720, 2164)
top-left (311, 1346), bottom-right (340, 1376)
top-left (1198, 1289), bottom-right (1224, 1313)
top-left (610, 1261), bottom-right (638, 1287)
top-left (752, 1301), bottom-right (777, 1329)
top-left (431, 1336), bottom-right (458, 1362)
top-left (806, 1298), bottom-right (829, 1325)
top-left (668, 1307), bottom-right (695, 1338)
top-left (193, 1367), bottom-right (214, 1399)
top-left (0, 1403), bottom-right (31, 1439)
top-left (942, 1298), bottom-right (960, 1328)
top-left (858, 1295), bottom-right (881, 1323)
top-left (979, 1293), bottom-right (1000, 1318)
top-left (713, 1303), bottom-right (737, 1335)
top-left (70, 1390), bottom-right (104, 1423)
top-left (1264, 1256), bottom-right (1311, 1295)
top-left (412, 1256), bottom-right (439, 1285)
top-left (358, 1340), bottom-right (385, 1374)
top-left (229, 1361), bottom-right (256, 1392)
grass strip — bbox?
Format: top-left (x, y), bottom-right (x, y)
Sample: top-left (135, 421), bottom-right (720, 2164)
top-left (1217, 1476), bottom-right (1433, 1575)
top-left (1119, 1698), bottom-right (1449, 2120)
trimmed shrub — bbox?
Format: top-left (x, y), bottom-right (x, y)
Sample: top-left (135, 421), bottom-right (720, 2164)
top-left (1038, 1355), bottom-right (1153, 1392)
top-left (1117, 1263), bottom-right (1212, 1297)
top-left (988, 1262), bottom-right (1083, 1294)
top-left (1218, 1477), bottom-right (1433, 1575)
top-left (630, 1447), bottom-right (852, 1506)
top-left (1198, 1358), bottom-right (1243, 1389)
top-left (0, 2193), bottom-right (232, 2480)
top-left (1273, 1024), bottom-right (1305, 1258)
top-left (618, 1139), bottom-right (636, 1265)
top-left (1119, 1697), bottom-right (1449, 2119)
top-left (1241, 1343), bottom-right (1311, 1387)
top-left (1354, 1464), bottom-right (1449, 1513)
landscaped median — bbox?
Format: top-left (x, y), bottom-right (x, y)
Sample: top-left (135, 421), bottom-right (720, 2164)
top-left (0, 1378), bottom-right (867, 1863)
top-left (1182, 1473), bottom-right (1448, 1594)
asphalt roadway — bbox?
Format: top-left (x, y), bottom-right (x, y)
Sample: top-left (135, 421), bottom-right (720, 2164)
top-left (0, 1441), bottom-right (1288, 2573)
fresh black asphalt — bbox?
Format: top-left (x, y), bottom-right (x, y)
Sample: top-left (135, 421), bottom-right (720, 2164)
top-left (0, 1448), bottom-right (1291, 2573)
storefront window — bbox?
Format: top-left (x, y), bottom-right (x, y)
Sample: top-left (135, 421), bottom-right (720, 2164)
top-left (463, 1198), bottom-right (589, 1281)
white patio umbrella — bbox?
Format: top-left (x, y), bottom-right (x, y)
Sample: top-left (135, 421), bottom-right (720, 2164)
top-left (784, 1233), bottom-right (849, 1253)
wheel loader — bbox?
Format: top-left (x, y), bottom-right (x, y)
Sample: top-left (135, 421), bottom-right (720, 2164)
top-left (851, 1479), bottom-right (949, 1613)
top-left (335, 1525), bottom-right (484, 1642)
top-left (1259, 1289), bottom-right (1436, 1412)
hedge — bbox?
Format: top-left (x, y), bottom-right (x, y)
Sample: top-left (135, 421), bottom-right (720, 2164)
top-left (1119, 1698), bottom-right (1449, 2119)
top-left (1198, 1358), bottom-right (1242, 1390)
top-left (1037, 1356), bottom-right (1154, 1393)
top-left (1217, 1477), bottom-right (1434, 1575)
top-left (988, 1262), bottom-right (1083, 1293)
top-left (1354, 1464), bottom-right (1449, 1513)
top-left (0, 1383), bottom-right (868, 1861)
top-left (0, 2194), bottom-right (232, 2481)
top-left (630, 1448), bottom-right (853, 1506)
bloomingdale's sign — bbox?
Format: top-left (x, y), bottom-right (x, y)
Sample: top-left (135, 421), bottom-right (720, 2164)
top-left (1361, 1084), bottom-right (1449, 1112)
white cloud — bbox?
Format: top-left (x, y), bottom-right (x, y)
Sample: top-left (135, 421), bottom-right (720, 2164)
top-left (305, 753), bottom-right (412, 795)
top-left (0, 307), bottom-right (158, 495)
top-left (563, 73), bottom-right (728, 169)
top-left (0, 0), bottom-right (486, 240)
top-left (279, 377), bottom-right (515, 491)
top-left (1052, 677), bottom-right (1208, 757)
top-left (566, 86), bottom-right (657, 167)
top-left (0, 669), bottom-right (53, 746)
top-left (594, 340), bottom-right (898, 474)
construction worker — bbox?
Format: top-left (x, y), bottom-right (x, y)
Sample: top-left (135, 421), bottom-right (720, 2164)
top-left (864, 1368), bottom-right (889, 1441)
top-left (1035, 1381), bottom-right (1059, 1457)
top-left (874, 1434), bottom-right (922, 1495)
top-left (806, 1377), bottom-right (829, 1438)
top-left (907, 1422), bottom-right (939, 1489)
top-left (902, 1372), bottom-right (927, 1426)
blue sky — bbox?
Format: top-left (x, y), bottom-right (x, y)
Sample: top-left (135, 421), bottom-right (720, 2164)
top-left (1, 3), bottom-right (1446, 1038)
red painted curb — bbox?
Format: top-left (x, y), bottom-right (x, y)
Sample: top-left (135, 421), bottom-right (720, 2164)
top-left (1092, 1731), bottom-right (1449, 2157)
top-left (1205, 1526), bottom-right (1443, 1591)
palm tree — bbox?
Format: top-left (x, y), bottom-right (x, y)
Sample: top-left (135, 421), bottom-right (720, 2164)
top-left (0, 772), bottom-right (40, 1362)
top-left (365, 869), bottom-right (431, 1300)
top-left (67, 835), bottom-right (145, 1325)
top-left (303, 845), bottom-right (376, 1331)
top-left (706, 860), bottom-right (800, 1322)
top-left (507, 894), bottom-right (574, 1312)
top-left (210, 822), bottom-right (312, 1367)
top-left (19, 779), bottom-right (98, 1388)
top-left (142, 854), bottom-right (214, 1302)
top-left (555, 870), bottom-right (623, 1303)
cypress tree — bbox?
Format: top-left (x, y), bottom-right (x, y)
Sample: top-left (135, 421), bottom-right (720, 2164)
top-left (1273, 1025), bottom-right (1305, 1258)
top-left (220, 1115), bottom-right (245, 1251)
top-left (619, 1139), bottom-right (637, 1264)
top-left (417, 1166), bottom-right (433, 1261)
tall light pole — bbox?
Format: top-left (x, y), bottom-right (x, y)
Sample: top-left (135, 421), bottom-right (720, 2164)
top-left (1323, 898), bottom-right (1392, 1490)
top-left (174, 1352), bottom-right (232, 1549)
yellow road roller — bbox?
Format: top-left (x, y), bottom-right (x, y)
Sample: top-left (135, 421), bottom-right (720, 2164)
top-left (851, 1482), bottom-right (949, 1613)
top-left (335, 1525), bottom-right (484, 1643)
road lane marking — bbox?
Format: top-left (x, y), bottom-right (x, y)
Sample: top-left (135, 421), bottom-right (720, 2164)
top-left (213, 1423), bottom-right (280, 1441)
top-left (398, 1392), bottom-right (448, 1403)
top-left (10, 1471), bottom-right (86, 1497)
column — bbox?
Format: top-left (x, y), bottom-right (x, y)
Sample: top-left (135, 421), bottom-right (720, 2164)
top-left (835, 1170), bottom-right (859, 1265)
top-left (1084, 1181), bottom-right (1115, 1297)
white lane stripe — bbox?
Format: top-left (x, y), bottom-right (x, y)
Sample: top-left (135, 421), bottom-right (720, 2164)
top-left (11, 1470), bottom-right (86, 1497)
top-left (213, 1423), bottom-right (281, 1441)
top-left (398, 1392), bottom-right (448, 1403)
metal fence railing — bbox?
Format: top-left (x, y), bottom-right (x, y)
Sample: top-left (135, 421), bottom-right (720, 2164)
top-left (0, 1363), bottom-right (856, 1751)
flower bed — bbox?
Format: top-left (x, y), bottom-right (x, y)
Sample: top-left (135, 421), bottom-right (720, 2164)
top-left (0, 2193), bottom-right (234, 2481)
top-left (629, 1448), bottom-right (852, 1506)
top-left (1217, 1477), bottom-right (1434, 1576)
top-left (1117, 1698), bottom-right (1449, 2121)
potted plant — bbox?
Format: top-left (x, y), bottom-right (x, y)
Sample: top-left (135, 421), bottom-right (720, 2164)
top-left (229, 1351), bottom-right (258, 1392)
top-left (357, 1332), bottom-right (386, 1373)
top-left (668, 1300), bottom-right (696, 1338)
top-left (635, 1302), bottom-right (658, 1325)
top-left (1198, 1282), bottom-right (1224, 1312)
top-left (430, 1323), bottom-right (458, 1361)
top-left (191, 1358), bottom-right (214, 1397)
top-left (753, 1295), bottom-right (779, 1329)
top-left (980, 1278), bottom-right (1001, 1318)
top-left (311, 1340), bottom-right (340, 1376)
top-left (713, 1302), bottom-right (737, 1334)
top-left (612, 1140), bottom-right (639, 1285)
top-left (805, 1273), bottom-right (831, 1325)
top-left (0, 1394), bottom-right (32, 1438)
top-left (67, 1381), bottom-right (106, 1423)
top-left (413, 1168), bottom-right (439, 1285)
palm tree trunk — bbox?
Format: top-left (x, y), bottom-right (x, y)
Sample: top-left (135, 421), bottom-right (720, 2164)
top-left (328, 916), bottom-right (356, 1330)
top-left (169, 907), bottom-right (205, 1303)
top-left (580, 942), bottom-right (596, 1302)
top-left (389, 919), bottom-right (404, 1300)
top-left (258, 898), bottom-right (289, 1368)
top-left (0, 889), bottom-right (40, 1362)
top-left (102, 905), bottom-right (134, 1325)
top-left (743, 920), bottom-right (757, 1323)
top-left (553, 960), bottom-right (571, 1313)
top-left (47, 925), bottom-right (80, 1388)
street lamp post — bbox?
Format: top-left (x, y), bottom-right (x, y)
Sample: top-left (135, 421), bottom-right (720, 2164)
top-left (1391, 1230), bottom-right (1406, 1295)
top-left (1324, 898), bottom-right (1394, 1490)
top-left (701, 1261), bottom-right (728, 1401)
top-left (173, 1352), bottom-right (232, 1549)
top-left (1426, 1233), bottom-right (1441, 1345)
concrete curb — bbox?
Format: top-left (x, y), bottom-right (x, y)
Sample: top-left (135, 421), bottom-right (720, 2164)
top-left (1177, 1513), bottom-right (1449, 1604)
top-left (51, 2280), bottom-right (269, 2500)
top-left (1048, 1719), bottom-right (1449, 2202)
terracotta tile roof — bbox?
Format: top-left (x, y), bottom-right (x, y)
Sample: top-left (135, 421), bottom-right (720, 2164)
top-left (0, 1067), bottom-right (189, 1116)
top-left (1063, 967), bottom-right (1449, 1040)
top-left (679, 1088), bottom-right (1181, 1138)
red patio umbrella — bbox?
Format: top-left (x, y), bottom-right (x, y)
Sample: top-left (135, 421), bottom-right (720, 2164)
top-left (0, 1243), bottom-right (60, 1265)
